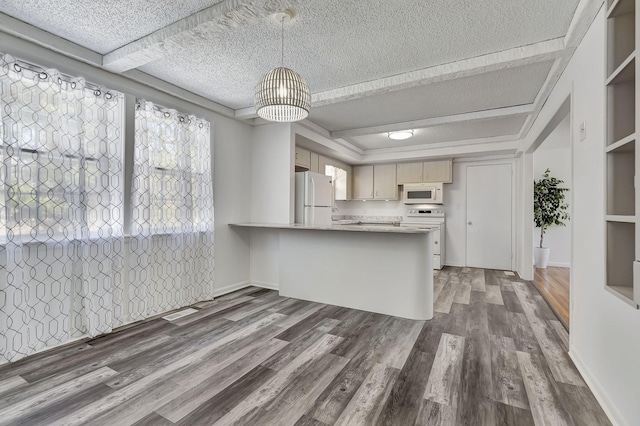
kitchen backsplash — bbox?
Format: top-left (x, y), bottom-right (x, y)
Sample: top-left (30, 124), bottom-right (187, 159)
top-left (334, 199), bottom-right (405, 217)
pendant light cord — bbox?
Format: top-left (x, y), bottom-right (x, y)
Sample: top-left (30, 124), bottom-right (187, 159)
top-left (281, 16), bottom-right (285, 67)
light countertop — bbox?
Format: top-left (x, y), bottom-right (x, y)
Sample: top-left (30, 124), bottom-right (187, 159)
top-left (229, 222), bottom-right (432, 234)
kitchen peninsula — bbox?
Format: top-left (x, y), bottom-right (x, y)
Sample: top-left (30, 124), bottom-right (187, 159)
top-left (230, 223), bottom-right (434, 320)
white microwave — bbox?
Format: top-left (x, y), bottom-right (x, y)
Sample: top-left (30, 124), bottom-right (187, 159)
top-left (403, 183), bottom-right (444, 204)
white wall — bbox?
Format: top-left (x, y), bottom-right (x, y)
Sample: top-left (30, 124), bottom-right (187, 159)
top-left (520, 6), bottom-right (640, 424)
top-left (249, 123), bottom-right (294, 288)
top-left (533, 116), bottom-right (572, 266)
top-left (0, 34), bottom-right (254, 297)
top-left (213, 116), bottom-right (253, 294)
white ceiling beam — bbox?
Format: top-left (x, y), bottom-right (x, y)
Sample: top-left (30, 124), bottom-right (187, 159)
top-left (233, 38), bottom-right (566, 120)
top-left (312, 38), bottom-right (566, 108)
top-left (0, 13), bottom-right (102, 66)
top-left (565, 0), bottom-right (605, 48)
top-left (517, 0), bottom-right (604, 141)
top-left (331, 104), bottom-right (535, 139)
top-left (103, 0), bottom-right (297, 72)
top-left (362, 140), bottom-right (519, 164)
top-left (357, 135), bottom-right (517, 156)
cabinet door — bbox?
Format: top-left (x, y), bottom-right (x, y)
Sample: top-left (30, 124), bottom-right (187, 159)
top-left (374, 164), bottom-right (397, 200)
top-left (295, 146), bottom-right (311, 168)
top-left (310, 152), bottom-right (319, 173)
top-left (353, 165), bottom-right (374, 200)
top-left (396, 162), bottom-right (423, 184)
top-left (423, 160), bottom-right (452, 183)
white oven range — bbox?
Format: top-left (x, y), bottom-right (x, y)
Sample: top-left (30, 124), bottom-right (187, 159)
top-left (401, 207), bottom-right (446, 270)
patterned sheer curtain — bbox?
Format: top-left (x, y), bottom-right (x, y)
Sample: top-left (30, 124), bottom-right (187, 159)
top-left (0, 54), bottom-right (124, 363)
top-left (129, 100), bottom-right (214, 321)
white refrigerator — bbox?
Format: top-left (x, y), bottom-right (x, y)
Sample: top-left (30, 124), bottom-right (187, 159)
top-left (295, 171), bottom-right (333, 226)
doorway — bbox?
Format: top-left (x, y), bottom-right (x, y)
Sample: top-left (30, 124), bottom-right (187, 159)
top-left (466, 163), bottom-right (513, 270)
top-left (531, 112), bottom-right (572, 328)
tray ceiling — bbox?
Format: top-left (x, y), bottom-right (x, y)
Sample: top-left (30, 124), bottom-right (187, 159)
top-left (0, 0), bottom-right (584, 156)
top-left (348, 115), bottom-right (528, 150)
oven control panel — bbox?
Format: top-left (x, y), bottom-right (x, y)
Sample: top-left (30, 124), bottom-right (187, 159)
top-left (406, 208), bottom-right (445, 218)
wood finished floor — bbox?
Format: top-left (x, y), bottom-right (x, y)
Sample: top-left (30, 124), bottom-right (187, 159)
top-left (533, 267), bottom-right (570, 326)
top-left (0, 267), bottom-right (610, 426)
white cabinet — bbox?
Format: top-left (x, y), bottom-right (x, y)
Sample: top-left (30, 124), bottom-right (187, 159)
top-left (353, 164), bottom-right (397, 200)
top-left (353, 165), bottom-right (374, 200)
top-left (397, 162), bottom-right (423, 184)
top-left (310, 152), bottom-right (319, 173)
top-left (423, 160), bottom-right (452, 183)
top-left (397, 160), bottom-right (452, 184)
top-left (373, 164), bottom-right (397, 199)
top-left (295, 146), bottom-right (311, 169)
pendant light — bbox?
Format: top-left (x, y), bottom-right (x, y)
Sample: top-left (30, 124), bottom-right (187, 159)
top-left (254, 10), bottom-right (311, 122)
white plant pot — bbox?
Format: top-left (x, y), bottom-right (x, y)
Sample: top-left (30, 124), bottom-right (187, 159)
top-left (534, 247), bottom-right (551, 269)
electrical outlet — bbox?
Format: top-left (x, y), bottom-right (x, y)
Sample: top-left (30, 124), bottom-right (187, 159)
top-left (579, 122), bottom-right (586, 141)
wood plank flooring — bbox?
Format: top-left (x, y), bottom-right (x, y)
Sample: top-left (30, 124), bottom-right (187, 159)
top-left (533, 267), bottom-right (570, 326)
top-left (0, 267), bottom-right (610, 425)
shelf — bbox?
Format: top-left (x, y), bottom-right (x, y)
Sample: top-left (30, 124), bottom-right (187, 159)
top-left (606, 215), bottom-right (636, 223)
top-left (606, 139), bottom-right (635, 216)
top-left (606, 133), bottom-right (635, 152)
top-left (607, 222), bottom-right (635, 292)
top-left (607, 12), bottom-right (635, 75)
top-left (607, 0), bottom-right (635, 19)
top-left (605, 285), bottom-right (640, 309)
top-left (606, 51), bottom-right (635, 85)
top-left (607, 80), bottom-right (636, 144)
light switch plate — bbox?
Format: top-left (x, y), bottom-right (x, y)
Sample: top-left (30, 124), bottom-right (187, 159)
top-left (579, 122), bottom-right (586, 141)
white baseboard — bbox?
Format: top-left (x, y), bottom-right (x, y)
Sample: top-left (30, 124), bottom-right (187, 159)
top-left (569, 350), bottom-right (624, 426)
top-left (213, 280), bottom-right (252, 297)
top-left (250, 281), bottom-right (279, 291)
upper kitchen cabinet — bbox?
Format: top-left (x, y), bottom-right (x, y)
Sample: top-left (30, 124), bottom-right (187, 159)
top-left (373, 164), bottom-right (398, 199)
top-left (353, 164), bottom-right (398, 200)
top-left (353, 165), bottom-right (374, 200)
top-left (397, 162), bottom-right (424, 184)
top-left (310, 152), bottom-right (319, 173)
top-left (423, 160), bottom-right (453, 183)
top-left (396, 159), bottom-right (453, 184)
top-left (295, 146), bottom-right (311, 171)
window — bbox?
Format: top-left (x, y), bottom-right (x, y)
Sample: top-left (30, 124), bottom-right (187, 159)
top-left (325, 165), bottom-right (348, 201)
top-left (0, 59), bottom-right (124, 243)
top-left (132, 101), bottom-right (213, 235)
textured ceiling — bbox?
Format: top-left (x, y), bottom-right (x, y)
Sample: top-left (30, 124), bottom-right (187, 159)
top-left (309, 61), bottom-right (553, 133)
top-left (348, 115), bottom-right (527, 150)
top-left (0, 0), bottom-right (225, 54)
top-left (0, 0), bottom-right (582, 153)
top-left (136, 0), bottom-right (578, 109)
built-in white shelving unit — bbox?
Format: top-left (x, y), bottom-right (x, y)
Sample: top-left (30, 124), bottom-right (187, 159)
top-left (605, 0), bottom-right (639, 308)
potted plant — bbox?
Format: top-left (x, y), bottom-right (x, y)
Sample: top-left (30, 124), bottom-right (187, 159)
top-left (534, 168), bottom-right (570, 268)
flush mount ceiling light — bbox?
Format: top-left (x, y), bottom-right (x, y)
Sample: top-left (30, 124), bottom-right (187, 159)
top-left (388, 130), bottom-right (414, 140)
top-left (254, 9), bottom-right (311, 122)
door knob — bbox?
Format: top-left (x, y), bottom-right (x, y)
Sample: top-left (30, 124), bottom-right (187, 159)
top-left (467, 221), bottom-right (472, 225)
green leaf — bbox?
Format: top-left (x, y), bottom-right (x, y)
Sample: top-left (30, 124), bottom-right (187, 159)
top-left (533, 168), bottom-right (570, 247)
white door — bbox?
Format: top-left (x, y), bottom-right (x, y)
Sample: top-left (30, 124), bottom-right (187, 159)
top-left (466, 164), bottom-right (512, 270)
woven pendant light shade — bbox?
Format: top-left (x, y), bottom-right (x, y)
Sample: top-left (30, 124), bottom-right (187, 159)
top-left (254, 66), bottom-right (311, 122)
